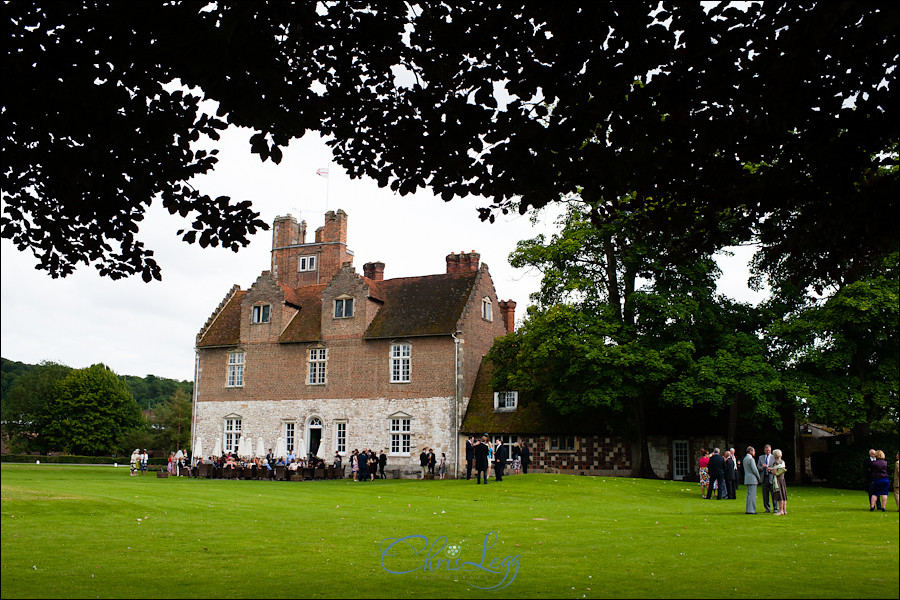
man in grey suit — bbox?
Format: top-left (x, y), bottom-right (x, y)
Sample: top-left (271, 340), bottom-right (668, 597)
top-left (757, 444), bottom-right (775, 513)
top-left (744, 446), bottom-right (761, 514)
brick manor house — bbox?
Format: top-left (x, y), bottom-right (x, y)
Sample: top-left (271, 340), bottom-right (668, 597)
top-left (192, 210), bottom-right (515, 477)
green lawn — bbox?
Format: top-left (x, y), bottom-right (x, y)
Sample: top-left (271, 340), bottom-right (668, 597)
top-left (1, 464), bottom-right (897, 599)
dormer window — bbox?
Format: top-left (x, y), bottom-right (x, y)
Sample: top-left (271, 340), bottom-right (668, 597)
top-left (299, 255), bottom-right (317, 272)
top-left (482, 297), bottom-right (493, 321)
top-left (251, 304), bottom-right (271, 323)
top-left (334, 297), bottom-right (354, 318)
top-left (494, 391), bottom-right (517, 411)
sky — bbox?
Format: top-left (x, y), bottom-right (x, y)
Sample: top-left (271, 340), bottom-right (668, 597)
top-left (0, 128), bottom-right (766, 382)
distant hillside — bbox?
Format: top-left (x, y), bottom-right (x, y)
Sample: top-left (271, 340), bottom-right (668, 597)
top-left (1, 357), bottom-right (192, 409)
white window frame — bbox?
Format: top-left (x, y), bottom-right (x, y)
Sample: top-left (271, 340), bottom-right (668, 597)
top-left (494, 391), bottom-right (518, 411)
top-left (285, 422), bottom-right (295, 454)
top-left (308, 347), bottom-right (327, 385)
top-left (226, 351), bottom-right (244, 387)
top-left (224, 417), bottom-right (242, 454)
top-left (673, 440), bottom-right (689, 480)
top-left (390, 343), bottom-right (411, 383)
top-left (549, 435), bottom-right (577, 452)
top-left (482, 297), bottom-right (493, 321)
top-left (334, 297), bottom-right (354, 318)
top-left (251, 304), bottom-right (271, 324)
top-left (498, 434), bottom-right (518, 462)
top-left (390, 417), bottom-right (411, 455)
top-left (299, 255), bottom-right (317, 272)
top-left (335, 421), bottom-right (347, 455)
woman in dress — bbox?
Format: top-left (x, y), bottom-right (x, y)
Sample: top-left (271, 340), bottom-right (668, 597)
top-left (351, 449), bottom-right (359, 482)
top-left (771, 449), bottom-right (788, 515)
top-left (698, 449), bottom-right (710, 498)
top-left (129, 449), bottom-right (140, 476)
top-left (512, 442), bottom-right (522, 475)
top-left (869, 450), bottom-right (889, 512)
top-left (439, 453), bottom-right (447, 479)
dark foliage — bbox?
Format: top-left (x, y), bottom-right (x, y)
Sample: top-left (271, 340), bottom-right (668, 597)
top-left (4, 2), bottom-right (896, 283)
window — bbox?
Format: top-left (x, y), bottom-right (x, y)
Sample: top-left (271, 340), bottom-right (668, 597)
top-left (224, 418), bottom-right (242, 453)
top-left (285, 422), bottom-right (295, 454)
top-left (390, 343), bottom-right (411, 383)
top-left (549, 435), bottom-right (576, 452)
top-left (390, 418), bottom-right (411, 454)
top-left (299, 255), bottom-right (316, 271)
top-left (673, 440), bottom-right (689, 480)
top-left (334, 297), bottom-right (354, 318)
top-left (335, 422), bottom-right (347, 455)
top-left (494, 391), bottom-right (518, 411)
top-left (308, 348), bottom-right (327, 384)
top-left (482, 297), bottom-right (493, 321)
top-left (498, 434), bottom-right (519, 461)
top-left (226, 352), bottom-right (244, 387)
top-left (251, 304), bottom-right (271, 323)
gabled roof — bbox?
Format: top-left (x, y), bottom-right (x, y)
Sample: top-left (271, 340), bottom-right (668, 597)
top-left (364, 272), bottom-right (477, 339)
top-left (196, 289), bottom-right (246, 347)
top-left (278, 284), bottom-right (325, 343)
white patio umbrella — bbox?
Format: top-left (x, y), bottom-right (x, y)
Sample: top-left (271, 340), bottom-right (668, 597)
top-left (274, 436), bottom-right (286, 460)
top-left (255, 438), bottom-right (265, 459)
top-left (193, 437), bottom-right (203, 462)
top-left (315, 439), bottom-right (327, 460)
top-left (212, 436), bottom-right (222, 458)
top-left (238, 435), bottom-right (251, 459)
top-left (297, 437), bottom-right (305, 458)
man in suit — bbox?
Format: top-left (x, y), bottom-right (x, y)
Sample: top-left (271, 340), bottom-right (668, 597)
top-left (419, 449), bottom-right (428, 478)
top-left (494, 439), bottom-right (508, 482)
top-left (724, 450), bottom-right (737, 499)
top-left (474, 436), bottom-right (490, 484)
top-left (378, 449), bottom-right (387, 479)
top-left (705, 448), bottom-right (726, 499)
top-left (465, 436), bottom-right (475, 480)
top-left (520, 443), bottom-right (531, 474)
top-left (729, 447), bottom-right (740, 494)
top-left (757, 444), bottom-right (775, 512)
top-left (744, 446), bottom-right (761, 514)
top-left (358, 448), bottom-right (369, 482)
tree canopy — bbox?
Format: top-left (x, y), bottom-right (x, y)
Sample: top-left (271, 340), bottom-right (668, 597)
top-left (4, 2), bottom-right (896, 281)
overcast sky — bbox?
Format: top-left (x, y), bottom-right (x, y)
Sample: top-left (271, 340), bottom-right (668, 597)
top-left (0, 128), bottom-right (765, 381)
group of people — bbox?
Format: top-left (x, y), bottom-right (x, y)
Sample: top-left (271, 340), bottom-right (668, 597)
top-left (864, 449), bottom-right (896, 512)
top-left (128, 449), bottom-right (149, 476)
top-left (464, 436), bottom-right (531, 484)
top-left (699, 445), bottom-right (788, 515)
top-left (350, 448), bottom-right (388, 481)
top-left (418, 448), bottom-right (446, 479)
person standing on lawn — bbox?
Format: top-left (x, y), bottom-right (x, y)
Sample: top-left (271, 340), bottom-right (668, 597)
top-left (744, 446), bottom-right (761, 514)
top-left (869, 450), bottom-right (889, 512)
top-left (494, 439), bottom-right (508, 482)
top-left (474, 436), bottom-right (490, 484)
top-left (520, 442), bottom-right (531, 474)
top-left (698, 449), bottom-right (710, 498)
top-left (894, 452), bottom-right (899, 511)
top-left (465, 436), bottom-right (475, 480)
top-left (729, 447), bottom-right (740, 495)
top-left (724, 450), bottom-right (737, 499)
top-left (706, 448), bottom-right (726, 500)
top-left (378, 449), bottom-right (387, 479)
top-left (757, 444), bottom-right (775, 513)
top-left (420, 448), bottom-right (429, 478)
top-left (864, 449), bottom-right (883, 511)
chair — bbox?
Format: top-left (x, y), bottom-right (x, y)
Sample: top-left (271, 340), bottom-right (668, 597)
top-left (314, 468), bottom-right (325, 480)
top-left (243, 466), bottom-right (254, 480)
top-left (275, 466), bottom-right (286, 481)
top-left (198, 464), bottom-right (211, 479)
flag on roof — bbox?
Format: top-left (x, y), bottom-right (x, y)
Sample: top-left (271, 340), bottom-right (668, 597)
top-left (316, 167), bottom-right (329, 178)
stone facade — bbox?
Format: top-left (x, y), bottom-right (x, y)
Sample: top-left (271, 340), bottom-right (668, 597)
top-left (192, 211), bottom-right (514, 478)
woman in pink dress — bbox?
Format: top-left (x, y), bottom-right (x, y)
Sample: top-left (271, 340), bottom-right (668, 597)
top-left (698, 449), bottom-right (710, 498)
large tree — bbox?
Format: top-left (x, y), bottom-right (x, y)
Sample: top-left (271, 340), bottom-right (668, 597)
top-left (4, 2), bottom-right (896, 282)
top-left (35, 363), bottom-right (142, 455)
top-left (0, 361), bottom-right (72, 453)
top-left (490, 207), bottom-right (782, 477)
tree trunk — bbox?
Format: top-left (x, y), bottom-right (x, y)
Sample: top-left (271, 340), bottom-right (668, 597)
top-left (633, 396), bottom-right (657, 479)
top-left (727, 392), bottom-right (739, 447)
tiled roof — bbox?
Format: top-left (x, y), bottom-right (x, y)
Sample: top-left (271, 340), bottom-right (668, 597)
top-left (461, 358), bottom-right (609, 435)
top-left (196, 290), bottom-right (246, 347)
top-left (278, 285), bottom-right (325, 343)
top-left (364, 272), bottom-right (477, 339)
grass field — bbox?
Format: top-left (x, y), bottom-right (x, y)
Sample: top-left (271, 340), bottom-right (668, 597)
top-left (1, 464), bottom-right (897, 599)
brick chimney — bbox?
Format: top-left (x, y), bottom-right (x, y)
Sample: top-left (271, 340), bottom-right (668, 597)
top-left (446, 251), bottom-right (480, 274)
top-left (363, 261), bottom-right (385, 281)
top-left (498, 300), bottom-right (517, 333)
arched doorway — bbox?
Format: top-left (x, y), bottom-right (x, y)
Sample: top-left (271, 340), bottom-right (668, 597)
top-left (307, 417), bottom-right (323, 459)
